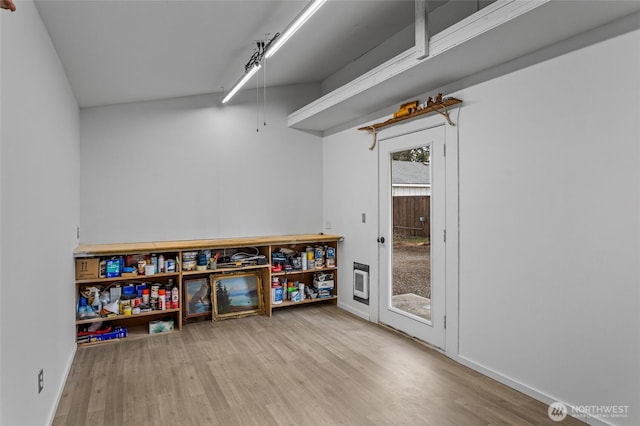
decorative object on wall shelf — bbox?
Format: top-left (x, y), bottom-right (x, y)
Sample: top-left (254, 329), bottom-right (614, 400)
top-left (393, 100), bottom-right (420, 119)
top-left (359, 95), bottom-right (462, 150)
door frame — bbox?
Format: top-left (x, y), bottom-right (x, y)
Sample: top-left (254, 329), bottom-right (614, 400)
top-left (373, 112), bottom-right (460, 356)
top-left (378, 125), bottom-right (446, 347)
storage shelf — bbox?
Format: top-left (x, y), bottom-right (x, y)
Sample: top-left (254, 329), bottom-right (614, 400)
top-left (74, 233), bottom-right (343, 257)
top-left (182, 264), bottom-right (269, 276)
top-left (77, 324), bottom-right (178, 346)
top-left (73, 233), bottom-right (341, 346)
top-left (272, 266), bottom-right (337, 277)
top-left (76, 308), bottom-right (180, 325)
top-left (358, 98), bottom-right (462, 132)
top-left (76, 272), bottom-right (179, 285)
top-left (272, 296), bottom-right (337, 309)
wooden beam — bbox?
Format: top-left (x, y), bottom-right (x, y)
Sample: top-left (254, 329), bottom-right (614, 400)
top-left (415, 0), bottom-right (429, 60)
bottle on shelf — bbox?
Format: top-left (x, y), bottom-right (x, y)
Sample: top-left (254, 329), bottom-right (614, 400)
top-left (171, 280), bottom-right (179, 309)
top-left (142, 288), bottom-right (150, 305)
top-left (151, 254), bottom-right (158, 274)
top-left (272, 276), bottom-right (283, 305)
top-left (150, 284), bottom-right (159, 310)
top-left (158, 289), bottom-right (166, 310)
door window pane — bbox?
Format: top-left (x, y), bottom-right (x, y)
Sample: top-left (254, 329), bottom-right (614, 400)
top-left (391, 147), bottom-right (431, 322)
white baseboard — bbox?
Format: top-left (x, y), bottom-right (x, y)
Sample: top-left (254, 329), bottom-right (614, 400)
top-left (337, 301), bottom-right (370, 321)
top-left (452, 354), bottom-right (614, 426)
top-left (47, 344), bottom-right (77, 426)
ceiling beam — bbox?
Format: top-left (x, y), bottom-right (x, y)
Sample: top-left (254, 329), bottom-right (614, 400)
top-left (415, 0), bottom-right (430, 60)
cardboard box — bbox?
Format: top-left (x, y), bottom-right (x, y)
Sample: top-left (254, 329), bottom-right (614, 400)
top-left (316, 288), bottom-right (334, 299)
top-left (313, 279), bottom-right (334, 290)
top-left (75, 258), bottom-right (100, 280)
top-left (149, 319), bottom-right (174, 334)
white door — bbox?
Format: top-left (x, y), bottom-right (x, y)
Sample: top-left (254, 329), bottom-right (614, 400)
top-left (378, 125), bottom-right (446, 349)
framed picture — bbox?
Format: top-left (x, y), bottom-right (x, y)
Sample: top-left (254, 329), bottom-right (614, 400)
top-left (211, 272), bottom-right (263, 321)
top-left (184, 277), bottom-right (212, 318)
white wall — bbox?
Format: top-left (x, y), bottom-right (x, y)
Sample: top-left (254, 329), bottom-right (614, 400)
top-left (80, 84), bottom-right (322, 244)
top-left (0, 10), bottom-right (4, 424)
top-left (323, 18), bottom-right (640, 426)
top-left (455, 25), bottom-right (640, 425)
top-left (0, 2), bottom-right (80, 425)
top-left (323, 127), bottom-right (380, 320)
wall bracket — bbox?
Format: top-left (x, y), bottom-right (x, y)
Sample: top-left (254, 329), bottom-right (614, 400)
top-left (359, 97), bottom-right (462, 150)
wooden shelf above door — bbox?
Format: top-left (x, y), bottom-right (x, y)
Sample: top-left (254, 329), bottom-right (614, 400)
top-left (358, 98), bottom-right (462, 132)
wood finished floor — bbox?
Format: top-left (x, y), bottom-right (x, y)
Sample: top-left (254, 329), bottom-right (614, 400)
top-left (54, 305), bottom-right (584, 425)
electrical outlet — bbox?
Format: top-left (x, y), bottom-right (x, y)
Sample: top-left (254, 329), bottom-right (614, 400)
top-left (38, 369), bottom-right (44, 394)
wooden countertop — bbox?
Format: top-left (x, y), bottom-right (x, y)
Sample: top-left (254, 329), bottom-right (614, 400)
top-left (74, 233), bottom-right (343, 257)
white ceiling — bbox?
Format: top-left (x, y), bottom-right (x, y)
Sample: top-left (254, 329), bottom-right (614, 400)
top-left (35, 0), bottom-right (640, 129)
top-left (35, 0), bottom-right (417, 108)
top-left (289, 0), bottom-right (640, 132)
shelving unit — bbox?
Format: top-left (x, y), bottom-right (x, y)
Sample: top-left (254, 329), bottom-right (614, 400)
top-left (74, 249), bottom-right (182, 346)
top-left (269, 267), bottom-right (339, 309)
top-left (73, 233), bottom-right (342, 346)
top-left (263, 239), bottom-right (339, 316)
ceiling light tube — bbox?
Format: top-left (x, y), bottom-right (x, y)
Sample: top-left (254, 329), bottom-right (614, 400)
top-left (264, 0), bottom-right (327, 59)
top-left (222, 63), bottom-right (261, 104)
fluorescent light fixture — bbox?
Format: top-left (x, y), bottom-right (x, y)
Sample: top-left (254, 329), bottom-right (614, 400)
top-left (264, 0), bottom-right (327, 59)
top-left (222, 63), bottom-right (261, 104)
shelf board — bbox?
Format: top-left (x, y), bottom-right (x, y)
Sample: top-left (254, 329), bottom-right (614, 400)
top-left (76, 272), bottom-right (179, 285)
top-left (272, 266), bottom-right (337, 277)
top-left (272, 296), bottom-right (337, 309)
top-left (182, 264), bottom-right (269, 276)
top-left (77, 324), bottom-right (178, 347)
top-left (74, 233), bottom-right (343, 257)
top-left (76, 308), bottom-right (180, 325)
top-left (358, 98), bottom-right (462, 132)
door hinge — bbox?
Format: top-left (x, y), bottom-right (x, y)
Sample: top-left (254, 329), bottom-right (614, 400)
top-left (77, 226), bottom-right (80, 239)
top-left (443, 144), bottom-right (446, 157)
top-left (444, 315), bottom-right (446, 329)
top-left (443, 229), bottom-right (446, 243)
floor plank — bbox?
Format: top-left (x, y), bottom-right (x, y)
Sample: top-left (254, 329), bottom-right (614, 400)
top-left (54, 305), bottom-right (584, 425)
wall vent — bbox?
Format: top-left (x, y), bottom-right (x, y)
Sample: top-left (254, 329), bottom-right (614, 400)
top-left (353, 262), bottom-right (369, 305)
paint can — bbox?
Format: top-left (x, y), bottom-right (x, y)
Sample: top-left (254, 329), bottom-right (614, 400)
top-left (314, 246), bottom-right (324, 269)
top-left (326, 246), bottom-right (336, 267)
top-left (145, 264), bottom-right (156, 276)
top-left (182, 251), bottom-right (198, 271)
